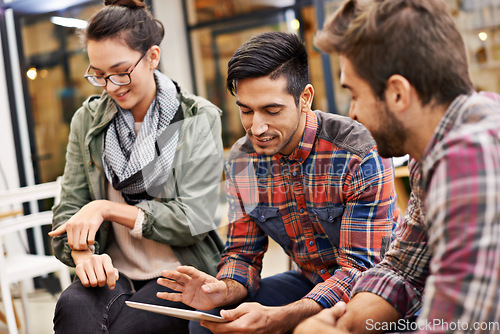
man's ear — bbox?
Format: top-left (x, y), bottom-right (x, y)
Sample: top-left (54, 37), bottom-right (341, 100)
top-left (385, 75), bottom-right (411, 113)
top-left (300, 84), bottom-right (315, 112)
top-left (148, 45), bottom-right (161, 70)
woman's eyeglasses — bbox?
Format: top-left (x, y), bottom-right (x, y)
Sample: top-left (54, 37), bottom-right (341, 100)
top-left (84, 51), bottom-right (147, 87)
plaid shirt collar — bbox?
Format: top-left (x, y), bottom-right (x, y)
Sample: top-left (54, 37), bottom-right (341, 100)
top-left (422, 94), bottom-right (471, 159)
top-left (282, 110), bottom-right (318, 163)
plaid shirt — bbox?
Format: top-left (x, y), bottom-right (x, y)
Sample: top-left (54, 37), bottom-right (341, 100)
top-left (218, 110), bottom-right (400, 308)
top-left (352, 93), bottom-right (500, 333)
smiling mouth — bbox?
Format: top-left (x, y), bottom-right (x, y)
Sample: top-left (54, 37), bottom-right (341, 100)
top-left (116, 90), bottom-right (129, 98)
top-left (254, 136), bottom-right (276, 146)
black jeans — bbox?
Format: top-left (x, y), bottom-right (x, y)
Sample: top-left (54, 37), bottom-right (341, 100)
top-left (53, 274), bottom-right (192, 334)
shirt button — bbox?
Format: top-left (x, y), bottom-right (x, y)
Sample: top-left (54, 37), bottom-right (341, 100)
top-left (320, 269), bottom-right (326, 275)
top-left (292, 171), bottom-right (297, 177)
top-left (309, 241), bottom-right (314, 246)
top-left (299, 208), bottom-right (305, 213)
top-left (328, 216), bottom-right (334, 222)
top-left (260, 215), bottom-right (265, 222)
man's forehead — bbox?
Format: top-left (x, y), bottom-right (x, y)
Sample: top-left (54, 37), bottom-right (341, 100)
top-left (338, 56), bottom-right (365, 90)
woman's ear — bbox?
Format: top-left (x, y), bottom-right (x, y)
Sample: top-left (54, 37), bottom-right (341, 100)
top-left (385, 75), bottom-right (411, 114)
top-left (148, 45), bottom-right (161, 70)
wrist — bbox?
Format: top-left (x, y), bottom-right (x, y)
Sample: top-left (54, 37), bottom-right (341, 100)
top-left (268, 306), bottom-right (289, 333)
top-left (94, 199), bottom-right (110, 221)
top-left (71, 249), bottom-right (93, 266)
top-left (221, 278), bottom-right (247, 306)
top-left (95, 200), bottom-right (138, 229)
top-left (278, 298), bottom-right (323, 332)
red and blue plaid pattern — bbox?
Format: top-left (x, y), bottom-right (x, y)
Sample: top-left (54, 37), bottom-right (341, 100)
top-left (218, 110), bottom-right (401, 308)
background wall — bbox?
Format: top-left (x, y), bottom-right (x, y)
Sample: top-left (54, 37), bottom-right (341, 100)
top-left (154, 0), bottom-right (194, 93)
top-left (0, 31), bottom-right (20, 190)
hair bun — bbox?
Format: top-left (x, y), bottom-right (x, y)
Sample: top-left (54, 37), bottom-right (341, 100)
top-left (104, 0), bottom-right (146, 9)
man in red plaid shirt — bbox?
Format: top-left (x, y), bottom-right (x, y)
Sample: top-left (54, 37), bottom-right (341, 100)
top-left (158, 31), bottom-right (401, 334)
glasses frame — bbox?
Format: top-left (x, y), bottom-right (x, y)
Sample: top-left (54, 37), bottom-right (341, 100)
top-left (84, 51), bottom-right (147, 87)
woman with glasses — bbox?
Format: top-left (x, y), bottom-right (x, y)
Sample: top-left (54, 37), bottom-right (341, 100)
top-left (49, 0), bottom-right (224, 332)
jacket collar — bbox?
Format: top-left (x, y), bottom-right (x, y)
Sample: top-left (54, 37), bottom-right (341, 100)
top-left (85, 91), bottom-right (119, 139)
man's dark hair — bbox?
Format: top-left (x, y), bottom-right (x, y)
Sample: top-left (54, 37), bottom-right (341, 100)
top-left (227, 31), bottom-right (310, 106)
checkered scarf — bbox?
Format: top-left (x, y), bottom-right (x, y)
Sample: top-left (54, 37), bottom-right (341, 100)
top-left (102, 70), bottom-right (180, 204)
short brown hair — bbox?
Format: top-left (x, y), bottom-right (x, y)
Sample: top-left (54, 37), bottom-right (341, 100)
top-left (315, 0), bottom-right (473, 106)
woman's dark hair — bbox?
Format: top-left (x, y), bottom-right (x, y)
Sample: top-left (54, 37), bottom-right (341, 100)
top-left (227, 31), bottom-right (310, 106)
top-left (83, 0), bottom-right (164, 53)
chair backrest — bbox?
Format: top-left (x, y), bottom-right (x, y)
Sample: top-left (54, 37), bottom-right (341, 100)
top-left (0, 179), bottom-right (61, 256)
top-left (0, 178), bottom-right (60, 208)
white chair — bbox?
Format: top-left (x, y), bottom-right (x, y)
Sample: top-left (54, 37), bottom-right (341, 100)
top-left (0, 179), bottom-right (71, 334)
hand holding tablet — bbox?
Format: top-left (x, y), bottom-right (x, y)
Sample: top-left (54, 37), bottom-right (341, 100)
top-left (125, 301), bottom-right (228, 323)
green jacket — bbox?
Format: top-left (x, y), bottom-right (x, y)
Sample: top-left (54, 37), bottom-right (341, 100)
top-left (52, 87), bottom-right (224, 277)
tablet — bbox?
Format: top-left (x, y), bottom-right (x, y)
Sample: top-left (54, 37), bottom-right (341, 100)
top-left (125, 301), bottom-right (228, 323)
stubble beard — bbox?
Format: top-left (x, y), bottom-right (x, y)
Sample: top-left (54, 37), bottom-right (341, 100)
top-left (371, 103), bottom-right (408, 159)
